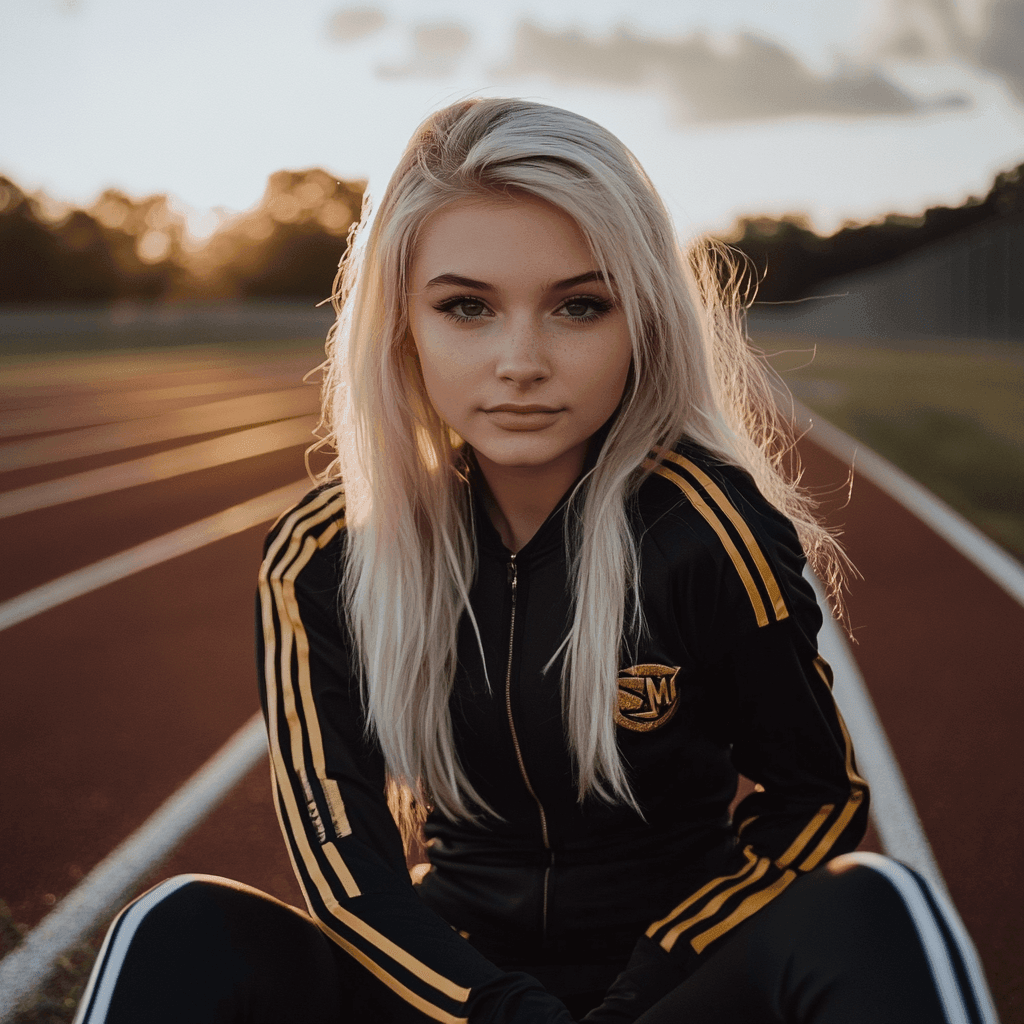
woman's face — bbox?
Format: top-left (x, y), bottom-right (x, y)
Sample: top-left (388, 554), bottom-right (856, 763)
top-left (407, 195), bottom-right (632, 483)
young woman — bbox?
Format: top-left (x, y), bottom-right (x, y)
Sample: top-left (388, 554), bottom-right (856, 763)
top-left (75, 98), bottom-right (994, 1024)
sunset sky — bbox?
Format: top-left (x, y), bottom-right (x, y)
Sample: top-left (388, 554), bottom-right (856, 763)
top-left (4, 0), bottom-right (1024, 239)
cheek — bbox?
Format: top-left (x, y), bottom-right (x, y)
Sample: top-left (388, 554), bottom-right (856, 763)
top-left (412, 334), bottom-right (472, 423)
top-left (578, 332), bottom-right (632, 406)
top-left (417, 341), bottom-right (464, 397)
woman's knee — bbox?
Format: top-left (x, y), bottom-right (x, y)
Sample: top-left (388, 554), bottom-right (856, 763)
top-left (78, 876), bottom-right (342, 1024)
top-left (124, 874), bottom-right (246, 927)
top-left (809, 852), bottom-right (996, 1023)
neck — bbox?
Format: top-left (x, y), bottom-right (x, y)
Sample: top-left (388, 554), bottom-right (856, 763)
top-left (474, 443), bottom-right (588, 552)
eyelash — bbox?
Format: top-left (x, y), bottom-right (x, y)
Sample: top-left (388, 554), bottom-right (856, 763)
top-left (434, 294), bottom-right (614, 324)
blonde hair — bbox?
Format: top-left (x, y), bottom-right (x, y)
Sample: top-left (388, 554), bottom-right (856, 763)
top-left (317, 98), bottom-right (846, 827)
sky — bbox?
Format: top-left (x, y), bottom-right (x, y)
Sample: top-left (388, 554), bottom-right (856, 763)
top-left (3, 0), bottom-right (1024, 240)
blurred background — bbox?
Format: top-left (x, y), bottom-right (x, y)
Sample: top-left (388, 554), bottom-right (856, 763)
top-left (2, 1), bottom-right (1023, 1021)
top-left (2, 0), bottom-right (1023, 555)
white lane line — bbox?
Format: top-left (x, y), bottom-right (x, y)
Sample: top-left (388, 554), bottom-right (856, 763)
top-left (0, 416), bottom-right (316, 519)
top-left (0, 716), bottom-right (268, 1022)
top-left (798, 402), bottom-right (1024, 610)
top-left (0, 380), bottom-right (283, 438)
top-left (0, 480), bottom-right (310, 633)
top-left (808, 569), bottom-right (953, 903)
top-left (0, 387), bottom-right (317, 472)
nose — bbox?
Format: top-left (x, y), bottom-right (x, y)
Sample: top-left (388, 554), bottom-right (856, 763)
top-left (494, 316), bottom-right (549, 386)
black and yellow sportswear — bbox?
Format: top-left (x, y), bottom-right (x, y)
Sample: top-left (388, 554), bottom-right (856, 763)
top-left (255, 438), bottom-right (869, 1023)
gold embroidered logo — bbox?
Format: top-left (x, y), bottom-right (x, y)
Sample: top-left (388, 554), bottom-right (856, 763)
top-left (614, 664), bottom-right (681, 732)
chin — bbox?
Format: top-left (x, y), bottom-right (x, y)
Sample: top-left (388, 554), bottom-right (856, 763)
top-left (474, 436), bottom-right (582, 471)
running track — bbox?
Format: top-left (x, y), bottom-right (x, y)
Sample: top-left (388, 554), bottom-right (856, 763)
top-left (0, 343), bottom-right (1020, 1021)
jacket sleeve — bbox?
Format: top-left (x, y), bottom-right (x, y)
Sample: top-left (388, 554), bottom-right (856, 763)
top-left (256, 485), bottom-right (574, 1024)
top-left (585, 453), bottom-right (869, 1023)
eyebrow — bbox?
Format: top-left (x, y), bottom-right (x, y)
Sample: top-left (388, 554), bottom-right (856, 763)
top-left (423, 270), bottom-right (613, 291)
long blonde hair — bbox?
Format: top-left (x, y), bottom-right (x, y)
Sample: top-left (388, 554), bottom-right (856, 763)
top-left (317, 98), bottom-right (845, 825)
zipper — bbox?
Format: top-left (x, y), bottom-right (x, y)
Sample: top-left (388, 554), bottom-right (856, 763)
top-left (503, 554), bottom-right (554, 934)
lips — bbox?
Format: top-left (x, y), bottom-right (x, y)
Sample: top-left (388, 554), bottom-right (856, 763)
top-left (483, 405), bottom-right (563, 430)
top-left (483, 404), bottom-right (562, 414)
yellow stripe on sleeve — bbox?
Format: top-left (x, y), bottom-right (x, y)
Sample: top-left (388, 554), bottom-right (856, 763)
top-left (691, 869), bottom-right (798, 954)
top-left (775, 803), bottom-right (833, 869)
top-left (799, 655), bottom-right (868, 872)
top-left (646, 846), bottom-right (758, 937)
top-left (646, 460), bottom-right (770, 627)
top-left (258, 490), bottom-right (472, 1012)
top-left (660, 856), bottom-right (773, 952)
top-left (660, 451), bottom-right (789, 622)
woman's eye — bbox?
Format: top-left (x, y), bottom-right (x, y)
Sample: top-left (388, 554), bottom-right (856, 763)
top-left (559, 296), bottom-right (613, 320)
top-left (437, 297), bottom-right (490, 321)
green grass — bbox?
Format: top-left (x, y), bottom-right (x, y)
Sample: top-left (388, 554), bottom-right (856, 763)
top-left (754, 333), bottom-right (1024, 563)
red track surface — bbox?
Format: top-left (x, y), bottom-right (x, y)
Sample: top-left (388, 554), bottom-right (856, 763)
top-left (0, 349), bottom-right (1020, 1020)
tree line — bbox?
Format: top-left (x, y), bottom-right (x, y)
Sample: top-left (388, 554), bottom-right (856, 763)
top-left (0, 159), bottom-right (1021, 305)
top-left (726, 162), bottom-right (1024, 304)
top-left (0, 169), bottom-right (364, 304)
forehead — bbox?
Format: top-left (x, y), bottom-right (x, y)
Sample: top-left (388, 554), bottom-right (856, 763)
top-left (410, 195), bottom-right (596, 284)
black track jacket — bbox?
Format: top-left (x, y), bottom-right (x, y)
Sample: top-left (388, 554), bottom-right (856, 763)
top-left (255, 438), bottom-right (869, 1023)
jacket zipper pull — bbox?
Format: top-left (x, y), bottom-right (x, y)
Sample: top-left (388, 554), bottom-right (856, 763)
top-left (507, 555), bottom-right (517, 602)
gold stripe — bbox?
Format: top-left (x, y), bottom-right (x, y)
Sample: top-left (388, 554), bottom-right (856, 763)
top-left (646, 846), bottom-right (758, 936)
top-left (774, 803), bottom-right (833, 869)
top-left (320, 839), bottom-right (360, 900)
top-left (323, 779), bottom-right (353, 838)
top-left (259, 493), bottom-right (471, 1009)
top-left (736, 815), bottom-right (758, 837)
top-left (800, 790), bottom-right (865, 871)
top-left (660, 856), bottom-right (772, 951)
top-left (265, 503), bottom-right (471, 1000)
top-left (659, 450), bottom-right (789, 622)
top-left (691, 869), bottom-right (798, 954)
top-left (282, 532), bottom-right (340, 784)
top-left (262, 514), bottom-right (469, 1003)
top-left (799, 656), bottom-right (869, 871)
top-left (813, 655), bottom-right (834, 691)
top-left (269, 770), bottom-right (306, 898)
top-left (319, 844), bottom-right (475, 1001)
top-left (311, 916), bottom-right (468, 1024)
top-left (646, 460), bottom-right (769, 627)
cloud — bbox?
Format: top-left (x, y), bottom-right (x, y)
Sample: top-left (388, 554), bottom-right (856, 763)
top-left (972, 0), bottom-right (1024, 101)
top-left (326, 6), bottom-right (387, 44)
top-left (491, 21), bottom-right (968, 123)
top-left (377, 21), bottom-right (472, 79)
top-left (879, 0), bottom-right (1024, 103)
top-left (880, 0), bottom-right (972, 58)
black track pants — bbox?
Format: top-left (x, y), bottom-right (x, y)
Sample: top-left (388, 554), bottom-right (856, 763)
top-left (627, 853), bottom-right (995, 1024)
top-left (74, 853), bottom-right (995, 1024)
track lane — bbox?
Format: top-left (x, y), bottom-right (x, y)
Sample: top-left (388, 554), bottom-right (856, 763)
top-left (0, 416), bottom-right (316, 519)
top-left (0, 445), bottom-right (314, 603)
top-left (1, 346), bottom-right (1019, 1020)
top-left (797, 437), bottom-right (1023, 1022)
top-left (0, 387), bottom-right (316, 472)
top-left (0, 521), bottom-right (281, 930)
top-left (0, 351), bottom-right (326, 932)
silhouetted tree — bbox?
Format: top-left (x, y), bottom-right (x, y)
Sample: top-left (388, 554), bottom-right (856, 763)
top-left (192, 169), bottom-right (364, 300)
top-left (0, 178), bottom-right (186, 302)
top-left (2, 158), bottom-right (1019, 306)
top-left (723, 162), bottom-right (1024, 303)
